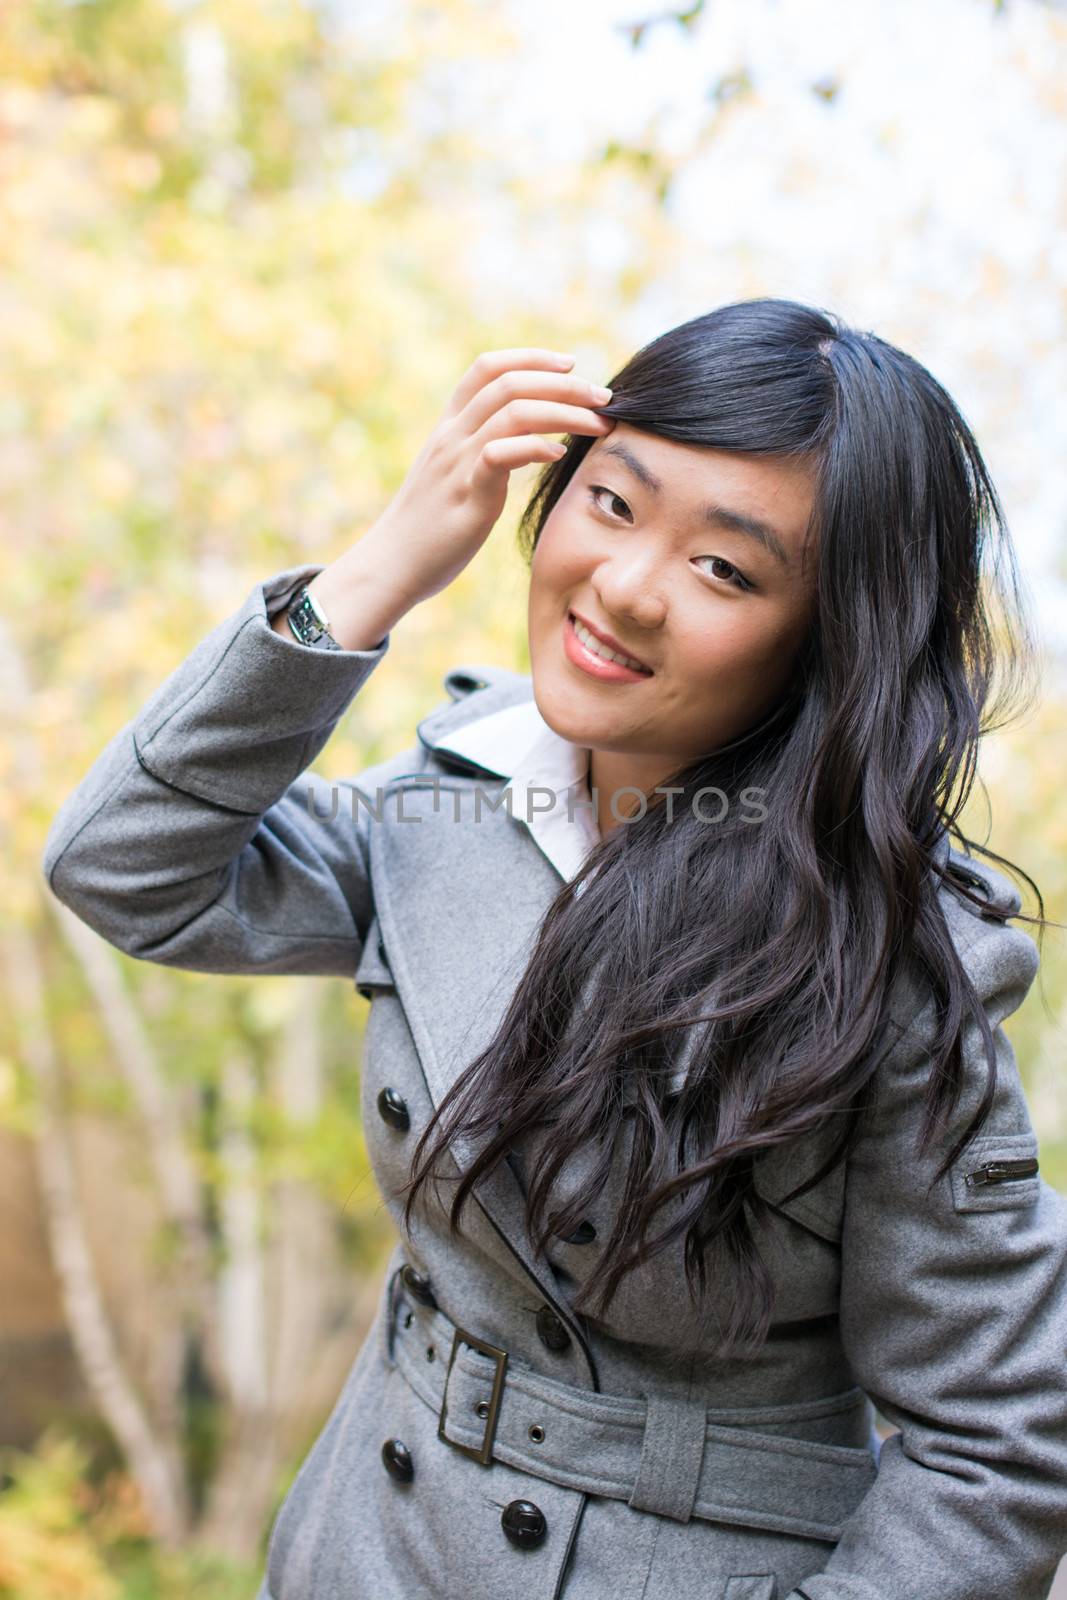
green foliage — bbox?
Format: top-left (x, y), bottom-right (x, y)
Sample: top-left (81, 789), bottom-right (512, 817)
top-left (0, 1433), bottom-right (256, 1599)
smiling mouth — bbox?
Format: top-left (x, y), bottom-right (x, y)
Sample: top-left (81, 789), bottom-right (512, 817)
top-left (566, 611), bottom-right (654, 677)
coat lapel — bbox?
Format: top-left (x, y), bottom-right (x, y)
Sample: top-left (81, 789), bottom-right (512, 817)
top-left (367, 671), bottom-right (575, 1302)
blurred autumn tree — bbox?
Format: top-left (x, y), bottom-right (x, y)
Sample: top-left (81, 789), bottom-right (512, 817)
top-left (0, 0), bottom-right (656, 1570)
top-left (2, 0), bottom-right (1065, 1591)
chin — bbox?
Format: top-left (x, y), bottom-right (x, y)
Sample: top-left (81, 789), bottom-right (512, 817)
top-left (530, 660), bottom-right (593, 742)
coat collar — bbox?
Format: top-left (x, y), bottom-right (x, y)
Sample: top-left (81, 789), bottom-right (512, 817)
top-left (422, 677), bottom-right (601, 886)
top-left (414, 664), bottom-right (536, 768)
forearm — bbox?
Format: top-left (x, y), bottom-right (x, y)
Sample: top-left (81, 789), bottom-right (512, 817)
top-left (270, 533), bottom-right (420, 652)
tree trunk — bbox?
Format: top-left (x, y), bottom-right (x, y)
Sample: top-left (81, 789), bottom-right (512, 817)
top-left (1, 915), bottom-right (191, 1545)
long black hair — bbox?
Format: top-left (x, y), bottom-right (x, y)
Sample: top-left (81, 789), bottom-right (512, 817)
top-left (397, 297), bottom-right (1048, 1357)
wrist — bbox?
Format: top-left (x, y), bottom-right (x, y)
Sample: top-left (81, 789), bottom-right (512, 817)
top-left (307, 536), bottom-right (421, 650)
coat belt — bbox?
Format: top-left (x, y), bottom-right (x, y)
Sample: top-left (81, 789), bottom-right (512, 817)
top-left (381, 1266), bottom-right (880, 1543)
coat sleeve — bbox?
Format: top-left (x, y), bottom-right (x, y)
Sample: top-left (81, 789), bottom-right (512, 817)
top-left (786, 919), bottom-right (1067, 1600)
top-left (41, 562), bottom-right (393, 978)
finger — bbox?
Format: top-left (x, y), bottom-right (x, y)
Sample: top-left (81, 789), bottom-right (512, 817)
top-left (444, 348), bottom-right (576, 419)
top-left (473, 433), bottom-right (572, 478)
top-left (458, 367), bottom-right (613, 435)
top-left (473, 399), bottom-right (613, 450)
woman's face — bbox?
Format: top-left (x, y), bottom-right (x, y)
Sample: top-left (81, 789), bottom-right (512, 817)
top-left (527, 424), bottom-right (819, 794)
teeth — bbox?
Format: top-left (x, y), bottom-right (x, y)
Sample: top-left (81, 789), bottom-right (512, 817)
top-left (573, 617), bottom-right (648, 673)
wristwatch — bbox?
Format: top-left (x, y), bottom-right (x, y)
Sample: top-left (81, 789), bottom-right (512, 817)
top-left (285, 584), bottom-right (343, 650)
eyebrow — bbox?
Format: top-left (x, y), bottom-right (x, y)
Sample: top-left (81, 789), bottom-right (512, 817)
top-left (594, 441), bottom-right (793, 569)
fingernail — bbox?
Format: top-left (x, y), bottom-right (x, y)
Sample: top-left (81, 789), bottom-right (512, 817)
top-left (552, 352), bottom-right (576, 366)
top-left (592, 385), bottom-right (613, 401)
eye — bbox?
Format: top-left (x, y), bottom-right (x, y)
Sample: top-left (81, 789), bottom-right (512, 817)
top-left (587, 484), bottom-right (633, 522)
top-left (693, 555), bottom-right (754, 593)
top-left (587, 484), bottom-right (755, 593)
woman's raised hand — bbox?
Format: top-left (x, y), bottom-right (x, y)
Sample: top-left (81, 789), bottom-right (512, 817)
top-left (277, 349), bottom-right (615, 652)
top-left (359, 348), bottom-right (614, 607)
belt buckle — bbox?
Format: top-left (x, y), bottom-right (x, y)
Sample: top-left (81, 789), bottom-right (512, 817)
top-left (437, 1324), bottom-right (508, 1466)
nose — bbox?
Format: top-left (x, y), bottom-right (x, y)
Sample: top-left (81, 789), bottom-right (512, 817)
top-left (591, 549), bottom-right (667, 632)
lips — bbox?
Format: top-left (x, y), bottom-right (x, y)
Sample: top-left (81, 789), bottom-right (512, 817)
top-left (568, 610), bottom-right (653, 673)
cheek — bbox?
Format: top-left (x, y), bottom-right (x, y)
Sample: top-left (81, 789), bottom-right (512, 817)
top-left (530, 512), bottom-right (588, 606)
top-left (671, 606), bottom-right (809, 697)
top-left (745, 603), bottom-right (815, 671)
top-left (669, 613), bottom-right (738, 682)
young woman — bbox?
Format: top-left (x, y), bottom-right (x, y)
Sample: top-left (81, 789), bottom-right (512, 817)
top-left (43, 298), bottom-right (1067, 1600)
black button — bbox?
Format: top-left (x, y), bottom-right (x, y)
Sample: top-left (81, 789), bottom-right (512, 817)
top-left (536, 1305), bottom-right (571, 1353)
top-left (560, 1220), bottom-right (596, 1245)
top-left (501, 1499), bottom-right (547, 1548)
top-left (377, 1086), bottom-right (410, 1132)
top-left (400, 1264), bottom-right (438, 1309)
top-left (381, 1438), bottom-right (414, 1483)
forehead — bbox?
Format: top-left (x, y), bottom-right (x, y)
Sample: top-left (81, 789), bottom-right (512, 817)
top-left (584, 425), bottom-right (818, 551)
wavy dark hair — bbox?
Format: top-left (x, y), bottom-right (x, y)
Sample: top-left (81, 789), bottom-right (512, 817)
top-left (397, 296), bottom-right (1049, 1358)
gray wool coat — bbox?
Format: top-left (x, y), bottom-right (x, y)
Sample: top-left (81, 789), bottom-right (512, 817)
top-left (42, 561), bottom-right (1067, 1600)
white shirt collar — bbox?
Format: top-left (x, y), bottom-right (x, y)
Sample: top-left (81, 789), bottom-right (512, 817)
top-left (434, 698), bottom-right (601, 884)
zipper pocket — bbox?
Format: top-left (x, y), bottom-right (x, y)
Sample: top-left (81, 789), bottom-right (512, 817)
top-left (964, 1157), bottom-right (1039, 1190)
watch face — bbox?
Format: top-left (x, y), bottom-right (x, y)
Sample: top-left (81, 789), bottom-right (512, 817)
top-left (287, 594), bottom-right (317, 641)
top-left (303, 587), bottom-right (331, 631)
top-left (288, 590), bottom-right (341, 649)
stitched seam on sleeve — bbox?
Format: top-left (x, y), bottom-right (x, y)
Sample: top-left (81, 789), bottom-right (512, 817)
top-left (45, 737), bottom-right (142, 893)
top-left (48, 607), bottom-right (273, 884)
top-left (139, 612), bottom-right (260, 751)
top-left (133, 736), bottom-right (265, 815)
top-left (212, 900), bottom-right (359, 944)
